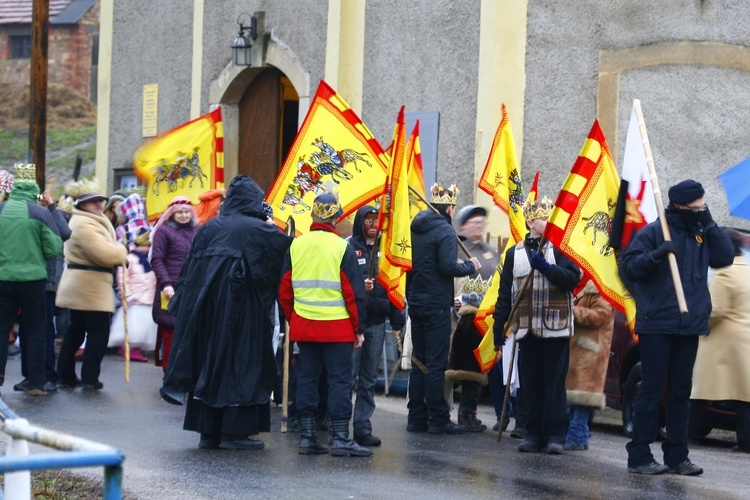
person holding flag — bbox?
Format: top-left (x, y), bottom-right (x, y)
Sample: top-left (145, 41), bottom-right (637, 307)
top-left (348, 205), bottom-right (406, 447)
top-left (492, 197), bottom-right (580, 454)
top-left (621, 180), bottom-right (733, 475)
top-left (406, 183), bottom-right (480, 435)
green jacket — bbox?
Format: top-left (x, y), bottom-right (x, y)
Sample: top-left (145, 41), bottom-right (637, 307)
top-left (0, 182), bottom-right (63, 282)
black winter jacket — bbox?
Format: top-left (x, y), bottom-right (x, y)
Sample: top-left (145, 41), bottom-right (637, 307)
top-left (348, 206), bottom-right (406, 330)
top-left (619, 207), bottom-right (734, 336)
top-left (406, 209), bottom-right (475, 309)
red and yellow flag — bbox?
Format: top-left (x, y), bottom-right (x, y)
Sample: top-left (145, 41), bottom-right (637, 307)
top-left (544, 119), bottom-right (636, 329)
top-left (473, 105), bottom-right (529, 372)
top-left (266, 81), bottom-right (388, 235)
top-left (133, 108), bottom-right (224, 221)
top-left (377, 107), bottom-right (411, 310)
top-left (406, 121), bottom-right (427, 218)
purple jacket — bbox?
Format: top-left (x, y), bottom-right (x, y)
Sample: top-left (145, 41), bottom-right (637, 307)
top-left (151, 219), bottom-right (198, 328)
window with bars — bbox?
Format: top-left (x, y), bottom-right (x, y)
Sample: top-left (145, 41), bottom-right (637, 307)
top-left (10, 35), bottom-right (31, 59)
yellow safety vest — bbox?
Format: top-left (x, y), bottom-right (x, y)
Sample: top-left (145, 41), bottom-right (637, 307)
top-left (290, 230), bottom-right (350, 320)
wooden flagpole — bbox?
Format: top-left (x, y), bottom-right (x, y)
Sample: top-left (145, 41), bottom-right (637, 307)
top-left (633, 100), bottom-right (688, 315)
top-left (281, 216), bottom-right (296, 433)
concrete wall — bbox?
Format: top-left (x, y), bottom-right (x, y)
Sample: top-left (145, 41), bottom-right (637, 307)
top-left (362, 0), bottom-right (481, 209)
top-left (523, 0), bottom-right (750, 229)
top-left (107, 1), bottom-right (193, 179)
top-left (103, 0), bottom-right (750, 228)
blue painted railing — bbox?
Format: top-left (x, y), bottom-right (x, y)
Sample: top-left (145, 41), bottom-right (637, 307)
top-left (0, 398), bottom-right (124, 499)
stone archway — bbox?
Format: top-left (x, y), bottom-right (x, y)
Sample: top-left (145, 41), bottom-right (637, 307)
top-left (209, 36), bottom-right (310, 183)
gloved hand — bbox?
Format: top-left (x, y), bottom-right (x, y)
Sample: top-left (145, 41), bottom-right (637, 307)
top-left (651, 240), bottom-right (677, 262)
top-left (700, 206), bottom-right (715, 227)
top-left (493, 326), bottom-right (508, 350)
top-left (529, 249), bottom-right (551, 272)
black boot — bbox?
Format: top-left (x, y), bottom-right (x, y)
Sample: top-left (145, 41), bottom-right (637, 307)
top-left (330, 420), bottom-right (372, 457)
top-left (299, 417), bottom-right (328, 455)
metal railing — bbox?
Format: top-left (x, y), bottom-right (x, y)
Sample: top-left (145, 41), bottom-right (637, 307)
top-left (0, 398), bottom-right (124, 499)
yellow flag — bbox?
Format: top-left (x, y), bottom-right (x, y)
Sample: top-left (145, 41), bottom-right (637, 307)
top-left (544, 120), bottom-right (636, 328)
top-left (406, 121), bottom-right (427, 218)
top-left (265, 81), bottom-right (388, 235)
top-left (133, 108), bottom-right (224, 221)
top-left (377, 107), bottom-right (410, 310)
top-left (473, 105), bottom-right (528, 372)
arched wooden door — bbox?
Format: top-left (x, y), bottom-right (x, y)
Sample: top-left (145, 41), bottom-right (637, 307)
top-left (237, 68), bottom-right (299, 193)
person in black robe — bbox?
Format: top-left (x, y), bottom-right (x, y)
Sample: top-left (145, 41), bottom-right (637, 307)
top-left (160, 175), bottom-right (291, 450)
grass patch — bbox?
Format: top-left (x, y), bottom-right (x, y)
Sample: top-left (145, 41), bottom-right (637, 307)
top-left (0, 127), bottom-right (96, 168)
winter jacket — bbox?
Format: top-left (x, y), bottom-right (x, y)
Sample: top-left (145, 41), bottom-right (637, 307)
top-left (445, 303), bottom-right (488, 385)
top-left (492, 235), bottom-right (580, 344)
top-left (692, 255), bottom-right (750, 403)
top-left (56, 207), bottom-right (128, 313)
top-left (565, 280), bottom-right (615, 409)
top-left (619, 207), bottom-right (734, 336)
top-left (118, 250), bottom-right (157, 306)
top-left (0, 182), bottom-right (63, 282)
top-left (279, 222), bottom-right (365, 343)
top-left (45, 204), bottom-right (72, 292)
top-left (406, 209), bottom-right (475, 309)
top-left (348, 206), bottom-right (406, 330)
top-left (151, 219), bottom-right (199, 328)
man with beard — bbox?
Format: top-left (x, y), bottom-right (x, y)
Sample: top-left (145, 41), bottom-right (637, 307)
top-left (160, 175), bottom-right (291, 451)
top-left (621, 179), bottom-right (733, 475)
top-left (348, 206), bottom-right (406, 447)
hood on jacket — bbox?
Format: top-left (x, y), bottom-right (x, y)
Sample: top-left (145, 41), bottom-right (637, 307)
top-left (221, 175), bottom-right (266, 220)
top-left (411, 209), bottom-right (450, 234)
top-left (352, 205), bottom-right (378, 242)
top-left (9, 181), bottom-right (40, 202)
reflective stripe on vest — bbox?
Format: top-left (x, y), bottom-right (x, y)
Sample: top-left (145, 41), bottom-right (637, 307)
top-left (289, 230), bottom-right (350, 320)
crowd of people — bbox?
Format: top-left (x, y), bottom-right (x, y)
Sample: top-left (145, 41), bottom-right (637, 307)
top-left (1, 165), bottom-right (748, 472)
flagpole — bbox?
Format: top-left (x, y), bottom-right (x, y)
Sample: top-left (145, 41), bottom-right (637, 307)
top-left (633, 100), bottom-right (688, 315)
top-left (408, 185), bottom-right (472, 259)
top-left (281, 216), bottom-right (296, 433)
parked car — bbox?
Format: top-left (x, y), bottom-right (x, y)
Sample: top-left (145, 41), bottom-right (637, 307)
top-left (603, 311), bottom-right (737, 437)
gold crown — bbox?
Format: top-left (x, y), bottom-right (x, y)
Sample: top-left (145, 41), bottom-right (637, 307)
top-left (57, 195), bottom-right (74, 213)
top-left (13, 163), bottom-right (36, 183)
top-left (522, 196), bottom-right (554, 221)
top-left (311, 198), bottom-right (342, 219)
top-left (430, 183), bottom-right (459, 205)
top-left (64, 177), bottom-right (101, 199)
top-left (460, 275), bottom-right (491, 296)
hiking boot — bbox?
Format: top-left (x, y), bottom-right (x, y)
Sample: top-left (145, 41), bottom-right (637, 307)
top-left (298, 417), bottom-right (328, 455)
top-left (406, 422), bottom-right (428, 433)
top-left (542, 442), bottom-right (564, 455)
top-left (354, 433), bottom-right (382, 447)
top-left (81, 381), bottom-right (104, 390)
top-left (628, 461), bottom-right (669, 475)
top-left (57, 378), bottom-right (81, 389)
top-left (563, 440), bottom-right (588, 451)
top-left (492, 417), bottom-right (510, 432)
top-left (518, 439), bottom-right (544, 453)
top-left (13, 379), bottom-right (47, 396)
top-left (428, 420), bottom-right (466, 435)
top-left (668, 460), bottom-right (703, 476)
top-left (329, 420), bottom-right (372, 457)
top-left (198, 433), bottom-right (220, 449)
top-left (458, 411), bottom-right (487, 433)
top-left (510, 424), bottom-right (526, 439)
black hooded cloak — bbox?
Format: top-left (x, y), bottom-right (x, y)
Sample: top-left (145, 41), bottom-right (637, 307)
top-left (162, 175), bottom-right (291, 409)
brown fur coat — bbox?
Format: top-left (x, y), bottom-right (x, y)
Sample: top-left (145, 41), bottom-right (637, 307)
top-left (445, 304), bottom-right (488, 385)
top-left (565, 280), bottom-right (615, 408)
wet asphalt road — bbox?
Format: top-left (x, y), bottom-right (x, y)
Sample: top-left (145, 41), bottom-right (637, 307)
top-left (1, 355), bottom-right (747, 499)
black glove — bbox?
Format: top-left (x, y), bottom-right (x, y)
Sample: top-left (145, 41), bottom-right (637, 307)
top-left (529, 249), bottom-right (551, 272)
top-left (494, 334), bottom-right (508, 350)
top-left (700, 206), bottom-right (715, 227)
top-left (651, 240), bottom-right (677, 262)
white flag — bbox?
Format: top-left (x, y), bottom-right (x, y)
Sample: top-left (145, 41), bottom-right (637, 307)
top-left (621, 100), bottom-right (658, 224)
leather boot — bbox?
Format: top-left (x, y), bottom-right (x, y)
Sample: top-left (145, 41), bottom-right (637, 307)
top-left (330, 420), bottom-right (372, 457)
top-left (298, 417), bottom-right (328, 455)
